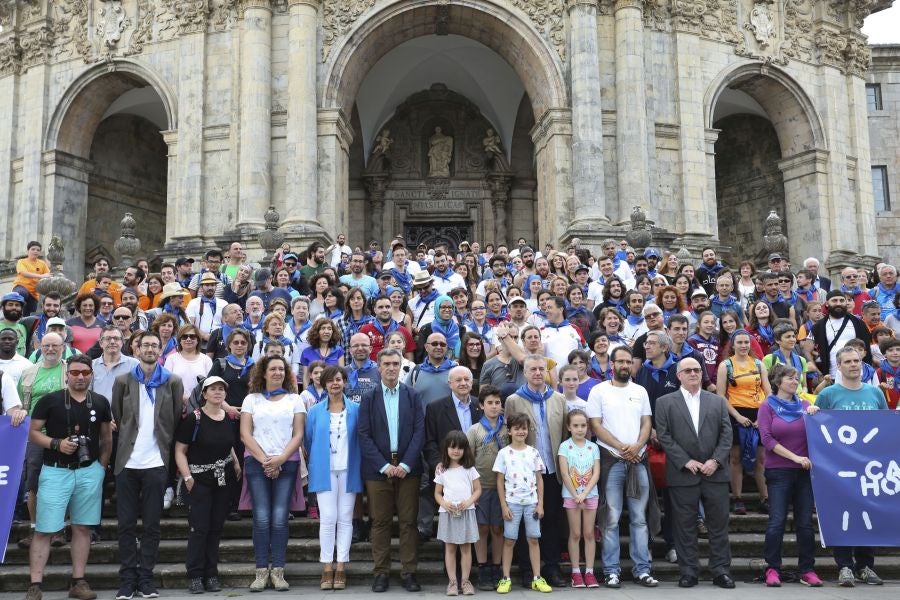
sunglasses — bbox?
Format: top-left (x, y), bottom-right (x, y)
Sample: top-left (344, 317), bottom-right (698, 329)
top-left (67, 369), bottom-right (93, 377)
top-left (680, 368), bottom-right (702, 374)
top-left (181, 334), bottom-right (198, 340)
top-left (113, 314), bottom-right (131, 320)
top-left (428, 341), bottom-right (448, 347)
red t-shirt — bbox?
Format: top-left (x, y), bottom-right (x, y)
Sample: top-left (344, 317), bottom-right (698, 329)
top-left (359, 322), bottom-right (417, 361)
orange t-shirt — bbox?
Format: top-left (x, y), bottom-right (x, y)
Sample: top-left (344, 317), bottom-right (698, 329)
top-left (14, 258), bottom-right (51, 299)
top-left (77, 279), bottom-right (122, 306)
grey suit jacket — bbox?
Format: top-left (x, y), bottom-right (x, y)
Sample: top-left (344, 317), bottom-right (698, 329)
top-left (111, 371), bottom-right (184, 475)
top-left (655, 388), bottom-right (732, 487)
top-left (504, 390), bottom-right (567, 483)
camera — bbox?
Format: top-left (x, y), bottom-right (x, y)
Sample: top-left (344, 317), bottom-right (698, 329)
top-left (69, 435), bottom-right (92, 466)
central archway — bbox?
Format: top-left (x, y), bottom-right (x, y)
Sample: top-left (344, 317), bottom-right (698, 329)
top-left (320, 0), bottom-right (572, 247)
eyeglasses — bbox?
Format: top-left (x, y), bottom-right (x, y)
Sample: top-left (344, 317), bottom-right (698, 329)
top-left (181, 334), bottom-right (198, 340)
top-left (67, 369), bottom-right (93, 377)
top-left (428, 341), bottom-right (448, 347)
top-left (680, 368), bottom-right (702, 374)
top-left (472, 306), bottom-right (486, 310)
top-left (100, 301), bottom-right (114, 306)
top-left (284, 262), bottom-right (297, 267)
top-left (41, 343), bottom-right (62, 349)
top-left (101, 337), bottom-right (123, 343)
top-left (466, 342), bottom-right (482, 348)
top-left (113, 315), bottom-right (130, 320)
top-left (778, 279), bottom-right (791, 284)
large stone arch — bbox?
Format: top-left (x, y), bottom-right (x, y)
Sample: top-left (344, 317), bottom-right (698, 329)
top-left (705, 62), bottom-right (832, 263)
top-left (318, 0), bottom-right (572, 246)
top-left (44, 59), bottom-right (176, 277)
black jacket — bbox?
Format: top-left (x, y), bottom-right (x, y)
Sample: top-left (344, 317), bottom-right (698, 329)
top-left (810, 314), bottom-right (871, 375)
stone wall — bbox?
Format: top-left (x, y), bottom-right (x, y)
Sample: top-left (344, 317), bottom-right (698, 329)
top-left (868, 46), bottom-right (900, 266)
top-left (713, 114), bottom-right (786, 264)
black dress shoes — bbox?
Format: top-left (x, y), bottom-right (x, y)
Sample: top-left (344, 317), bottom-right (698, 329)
top-left (678, 575), bottom-right (699, 588)
top-left (543, 570), bottom-right (568, 588)
top-left (401, 574), bottom-right (421, 592)
top-left (713, 574), bottom-right (736, 589)
top-left (372, 573), bottom-right (389, 593)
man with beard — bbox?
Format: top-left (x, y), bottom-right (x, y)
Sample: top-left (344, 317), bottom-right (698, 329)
top-left (205, 304), bottom-right (244, 359)
top-left (515, 247), bottom-right (537, 279)
top-left (21, 293), bottom-right (62, 354)
top-left (300, 241), bottom-right (329, 281)
top-left (360, 297), bottom-right (416, 360)
top-left (429, 250), bottom-right (466, 296)
top-left (695, 248), bottom-right (727, 296)
top-left (188, 250), bottom-right (231, 299)
top-left (477, 256), bottom-right (513, 297)
top-left (175, 257), bottom-right (195, 288)
top-left (186, 272), bottom-right (228, 350)
top-left (121, 267), bottom-right (148, 309)
top-left (757, 272), bottom-right (796, 326)
top-left (326, 233), bottom-right (353, 268)
top-left (811, 290), bottom-right (872, 377)
top-left (119, 289), bottom-right (150, 332)
top-left (587, 345), bottom-right (658, 589)
top-left (622, 291), bottom-right (649, 345)
top-left (687, 289), bottom-right (712, 330)
top-left (340, 251), bottom-right (379, 298)
top-left (643, 249), bottom-right (661, 279)
top-left (1, 292), bottom-right (28, 356)
top-left (632, 256), bottom-right (650, 279)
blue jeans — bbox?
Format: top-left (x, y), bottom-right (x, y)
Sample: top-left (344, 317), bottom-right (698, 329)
top-left (245, 457), bottom-right (299, 568)
top-left (602, 461), bottom-right (651, 576)
top-left (764, 468), bottom-right (815, 572)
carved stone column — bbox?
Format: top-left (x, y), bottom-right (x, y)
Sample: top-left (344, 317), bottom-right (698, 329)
top-left (567, 0), bottom-right (608, 228)
top-left (284, 0), bottom-right (323, 234)
top-left (364, 174), bottom-right (389, 248)
top-left (614, 0), bottom-right (650, 222)
top-left (488, 173), bottom-right (513, 247)
top-left (237, 0), bottom-right (273, 229)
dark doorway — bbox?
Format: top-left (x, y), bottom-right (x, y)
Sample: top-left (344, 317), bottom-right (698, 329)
top-left (404, 222), bottom-right (473, 251)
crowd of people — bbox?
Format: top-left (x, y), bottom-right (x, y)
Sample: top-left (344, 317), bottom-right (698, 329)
top-left (2, 235), bottom-right (898, 599)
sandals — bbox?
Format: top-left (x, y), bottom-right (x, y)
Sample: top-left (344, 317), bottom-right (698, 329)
top-left (333, 571), bottom-right (347, 590)
top-left (634, 573), bottom-right (659, 587)
top-left (320, 571), bottom-right (334, 590)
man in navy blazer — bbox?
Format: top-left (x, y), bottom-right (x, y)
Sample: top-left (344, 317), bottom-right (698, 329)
top-left (359, 348), bottom-right (425, 593)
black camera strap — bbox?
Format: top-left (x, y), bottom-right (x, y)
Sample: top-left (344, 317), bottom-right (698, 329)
top-left (64, 389), bottom-right (94, 437)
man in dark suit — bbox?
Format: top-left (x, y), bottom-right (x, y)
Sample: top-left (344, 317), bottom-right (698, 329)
top-left (804, 257), bottom-right (832, 292)
top-left (421, 366), bottom-right (483, 540)
top-left (655, 357), bottom-right (734, 589)
top-left (359, 348), bottom-right (426, 593)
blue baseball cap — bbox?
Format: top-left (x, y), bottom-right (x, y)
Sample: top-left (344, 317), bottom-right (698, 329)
top-left (1, 292), bottom-right (25, 305)
top-left (644, 247), bottom-right (661, 259)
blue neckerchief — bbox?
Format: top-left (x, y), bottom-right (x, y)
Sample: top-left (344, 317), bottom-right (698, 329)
top-left (433, 268), bottom-right (454, 282)
top-left (465, 320), bottom-right (491, 339)
top-left (755, 324), bottom-right (774, 345)
top-left (688, 332), bottom-right (717, 345)
top-left (662, 308), bottom-right (679, 325)
top-left (288, 317), bottom-right (312, 337)
top-left (711, 295), bottom-right (738, 309)
top-left (418, 288), bottom-right (440, 306)
top-left (544, 318), bottom-right (572, 330)
top-left (606, 297), bottom-right (627, 316)
top-left (348, 358), bottom-right (378, 388)
top-left (531, 309), bottom-right (547, 320)
top-left (766, 394), bottom-right (804, 423)
top-left (772, 348), bottom-right (803, 374)
top-left (880, 359), bottom-right (900, 392)
top-left (841, 284), bottom-right (863, 296)
top-left (159, 337), bottom-right (177, 362)
top-left (312, 346), bottom-right (341, 362)
top-left (163, 303), bottom-right (183, 318)
top-left (783, 291), bottom-right (801, 307)
top-left (523, 275), bottom-right (543, 299)
top-left (373, 318), bottom-right (399, 336)
top-left (325, 309), bottom-right (344, 320)
top-left (674, 341), bottom-right (693, 359)
top-left (877, 282), bottom-right (898, 296)
top-left (131, 362), bottom-right (171, 404)
top-left (35, 314), bottom-right (48, 340)
top-left (486, 307), bottom-right (509, 325)
top-left (862, 362), bottom-right (877, 384)
top-left (701, 261), bottom-right (725, 275)
top-left (225, 354), bottom-right (254, 378)
top-left (643, 353), bottom-right (675, 382)
top-left (243, 317), bottom-right (264, 335)
top-left (220, 323), bottom-right (235, 344)
top-left (479, 414), bottom-right (505, 448)
top-left (262, 335), bottom-right (293, 348)
top-left (200, 295), bottom-right (218, 312)
top-left (590, 356), bottom-right (612, 381)
top-left (626, 314), bottom-right (644, 326)
top-left (346, 313), bottom-right (374, 337)
top-left (417, 260), bottom-right (428, 269)
top-left (263, 387), bottom-right (289, 398)
top-left (390, 266), bottom-right (411, 294)
top-left (606, 333), bottom-right (625, 343)
top-left (803, 319), bottom-right (814, 334)
top-left (566, 305), bottom-right (589, 319)
top-left (420, 358), bottom-right (456, 374)
top-left (516, 384), bottom-right (552, 422)
top-left (797, 286), bottom-right (818, 302)
top-left (431, 296), bottom-right (460, 355)
top-left (761, 293), bottom-right (785, 307)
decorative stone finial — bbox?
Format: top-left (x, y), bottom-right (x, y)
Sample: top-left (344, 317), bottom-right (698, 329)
top-left (677, 245), bottom-right (692, 262)
top-left (258, 206), bottom-right (285, 258)
top-left (114, 212), bottom-right (141, 264)
top-left (625, 206), bottom-right (652, 251)
top-left (763, 209), bottom-right (788, 258)
top-left (35, 236), bottom-right (77, 298)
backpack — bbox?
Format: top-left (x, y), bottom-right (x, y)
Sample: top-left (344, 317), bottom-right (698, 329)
top-left (186, 358), bottom-right (228, 411)
top-left (725, 358), bottom-right (762, 388)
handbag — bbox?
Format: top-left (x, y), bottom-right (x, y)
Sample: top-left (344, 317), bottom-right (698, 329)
top-left (647, 445), bottom-right (666, 489)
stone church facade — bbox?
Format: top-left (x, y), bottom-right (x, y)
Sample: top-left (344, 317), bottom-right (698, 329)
top-left (0, 0), bottom-right (892, 279)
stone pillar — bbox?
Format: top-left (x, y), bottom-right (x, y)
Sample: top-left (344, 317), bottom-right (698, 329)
top-left (614, 0), bottom-right (650, 222)
top-left (43, 150), bottom-right (94, 279)
top-left (172, 27), bottom-right (205, 242)
top-left (317, 109), bottom-right (354, 239)
top-left (567, 0), bottom-right (608, 227)
top-left (363, 174), bottom-right (388, 247)
top-left (284, 0), bottom-right (323, 234)
top-left (532, 108), bottom-right (574, 246)
top-left (0, 62), bottom-right (18, 258)
top-left (488, 173), bottom-right (513, 248)
top-left (778, 150), bottom-right (832, 264)
top-left (237, 0), bottom-right (272, 229)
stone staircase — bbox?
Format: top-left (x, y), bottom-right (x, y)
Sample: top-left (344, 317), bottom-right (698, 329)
top-left (3, 492), bottom-right (899, 592)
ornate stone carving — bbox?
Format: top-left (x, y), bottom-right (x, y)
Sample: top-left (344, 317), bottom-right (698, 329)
top-left (35, 237), bottom-right (77, 299)
top-left (843, 34), bottom-right (871, 77)
top-left (21, 0), bottom-right (44, 23)
top-left (173, 0), bottom-right (209, 35)
top-left (127, 0), bottom-right (154, 55)
top-left (258, 206), bottom-right (285, 257)
top-left (367, 129), bottom-right (393, 173)
top-left (98, 1), bottom-right (130, 50)
top-left (745, 2), bottom-right (776, 48)
top-left (815, 28), bottom-right (846, 69)
top-left (209, 0), bottom-right (240, 32)
top-left (20, 25), bottom-right (55, 70)
top-left (509, 0), bottom-right (567, 61)
top-left (643, 0), bottom-right (671, 31)
top-left (483, 128), bottom-right (509, 172)
top-left (0, 36), bottom-right (23, 76)
top-left (782, 0), bottom-right (814, 63)
top-left (625, 206), bottom-right (652, 251)
top-left (53, 0), bottom-right (93, 62)
top-left (0, 3), bottom-right (14, 30)
top-left (322, 0), bottom-right (376, 61)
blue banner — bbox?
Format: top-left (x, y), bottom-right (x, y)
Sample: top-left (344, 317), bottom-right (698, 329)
top-left (806, 410), bottom-right (900, 547)
top-left (0, 416), bottom-right (29, 563)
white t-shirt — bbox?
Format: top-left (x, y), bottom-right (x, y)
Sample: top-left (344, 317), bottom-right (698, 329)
top-left (431, 271), bottom-right (467, 296)
top-left (164, 353), bottom-right (213, 401)
top-left (125, 384), bottom-right (165, 469)
top-left (565, 397), bottom-right (588, 413)
top-left (382, 260), bottom-right (422, 275)
top-left (433, 465), bottom-right (480, 512)
top-left (185, 296), bottom-right (226, 335)
top-left (1, 371), bottom-right (22, 413)
top-left (330, 409), bottom-right (349, 471)
top-left (0, 354), bottom-right (33, 384)
top-left (493, 445), bottom-right (546, 505)
top-left (240, 392), bottom-right (306, 456)
top-left (541, 324), bottom-right (584, 375)
top-left (586, 380), bottom-right (652, 457)
top-left (585, 281), bottom-right (604, 307)
top-left (825, 317), bottom-right (858, 377)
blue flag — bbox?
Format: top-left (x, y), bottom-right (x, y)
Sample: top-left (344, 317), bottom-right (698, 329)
top-left (0, 416), bottom-right (29, 562)
top-left (805, 410), bottom-right (900, 547)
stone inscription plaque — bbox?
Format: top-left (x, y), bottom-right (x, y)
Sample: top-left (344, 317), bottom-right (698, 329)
top-left (406, 199), bottom-right (468, 214)
top-left (388, 189), bottom-right (482, 200)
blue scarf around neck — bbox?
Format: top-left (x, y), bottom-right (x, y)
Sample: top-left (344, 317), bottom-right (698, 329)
top-left (766, 393), bottom-right (804, 423)
top-left (132, 362), bottom-right (171, 404)
top-left (225, 353), bottom-right (254, 378)
top-left (516, 384), bottom-right (553, 422)
top-left (348, 358), bottom-right (378, 388)
top-left (479, 414), bottom-right (505, 448)
top-left (420, 358), bottom-right (456, 374)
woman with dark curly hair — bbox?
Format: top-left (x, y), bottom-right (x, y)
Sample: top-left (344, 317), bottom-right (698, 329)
top-left (66, 293), bottom-right (105, 353)
top-left (240, 356), bottom-right (305, 592)
top-left (299, 318), bottom-right (345, 387)
top-left (319, 286), bottom-right (345, 321)
top-left (655, 285), bottom-right (689, 327)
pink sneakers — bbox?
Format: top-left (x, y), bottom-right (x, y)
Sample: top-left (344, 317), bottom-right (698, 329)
top-left (583, 572), bottom-right (599, 588)
top-left (764, 568), bottom-right (781, 587)
top-left (570, 573), bottom-right (585, 588)
top-left (800, 572), bottom-right (823, 587)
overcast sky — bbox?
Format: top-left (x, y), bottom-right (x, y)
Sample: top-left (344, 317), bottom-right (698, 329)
top-left (864, 5), bottom-right (900, 44)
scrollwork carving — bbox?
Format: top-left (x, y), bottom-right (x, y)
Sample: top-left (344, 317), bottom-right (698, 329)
top-left (52, 0), bottom-right (93, 62)
top-left (509, 0), bottom-right (567, 61)
top-left (0, 36), bottom-right (23, 77)
top-left (20, 25), bottom-right (55, 70)
top-left (127, 0), bottom-right (154, 55)
top-left (98, 1), bottom-right (131, 50)
top-left (643, 0), bottom-right (670, 31)
top-left (782, 0), bottom-right (814, 63)
top-left (173, 0), bottom-right (209, 34)
top-left (322, 0), bottom-right (376, 61)
top-left (209, 0), bottom-right (240, 31)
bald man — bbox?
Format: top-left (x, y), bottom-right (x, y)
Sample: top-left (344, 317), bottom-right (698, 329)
top-left (346, 332), bottom-right (381, 404)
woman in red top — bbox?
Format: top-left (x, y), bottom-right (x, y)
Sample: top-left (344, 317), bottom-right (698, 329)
top-left (718, 309), bottom-right (764, 363)
top-left (747, 301), bottom-right (777, 356)
top-left (65, 293), bottom-right (105, 353)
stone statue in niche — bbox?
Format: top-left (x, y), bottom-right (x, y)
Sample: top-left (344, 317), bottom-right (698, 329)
top-left (483, 128), bottom-right (509, 171)
top-left (367, 128), bottom-right (393, 172)
top-left (428, 126), bottom-right (453, 178)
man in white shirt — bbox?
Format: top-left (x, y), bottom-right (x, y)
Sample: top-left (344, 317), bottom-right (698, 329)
top-left (429, 250), bottom-right (466, 296)
top-left (185, 272), bottom-right (227, 350)
top-left (587, 345), bottom-right (656, 587)
top-left (0, 328), bottom-right (32, 382)
top-left (541, 296), bottom-right (586, 375)
top-left (1, 368), bottom-right (26, 425)
top-left (622, 291), bottom-right (650, 344)
top-left (326, 233), bottom-right (353, 268)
